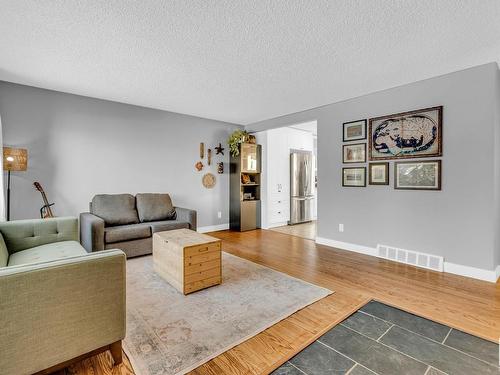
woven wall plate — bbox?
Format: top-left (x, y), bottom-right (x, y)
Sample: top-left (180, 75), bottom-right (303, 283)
top-left (202, 173), bottom-right (216, 189)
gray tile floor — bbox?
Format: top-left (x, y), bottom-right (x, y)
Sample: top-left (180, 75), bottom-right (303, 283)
top-left (272, 300), bottom-right (500, 375)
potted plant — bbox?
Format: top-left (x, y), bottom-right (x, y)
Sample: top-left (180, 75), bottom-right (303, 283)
top-left (227, 130), bottom-right (249, 157)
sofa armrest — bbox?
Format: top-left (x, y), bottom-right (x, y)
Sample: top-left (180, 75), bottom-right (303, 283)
top-left (80, 212), bottom-right (105, 252)
top-left (175, 207), bottom-right (197, 231)
top-left (0, 233), bottom-right (8, 267)
top-left (0, 249), bottom-right (126, 375)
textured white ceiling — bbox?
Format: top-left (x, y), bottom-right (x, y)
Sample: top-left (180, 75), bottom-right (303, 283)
top-left (1, 1), bottom-right (500, 125)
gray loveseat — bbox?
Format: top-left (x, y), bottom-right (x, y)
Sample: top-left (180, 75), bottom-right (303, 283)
top-left (80, 193), bottom-right (197, 257)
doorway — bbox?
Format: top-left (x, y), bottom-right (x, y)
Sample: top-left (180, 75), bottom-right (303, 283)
top-left (254, 120), bottom-right (317, 241)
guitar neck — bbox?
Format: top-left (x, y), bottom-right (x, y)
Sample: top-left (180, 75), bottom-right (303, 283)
top-left (40, 192), bottom-right (50, 208)
top-left (35, 183), bottom-right (54, 218)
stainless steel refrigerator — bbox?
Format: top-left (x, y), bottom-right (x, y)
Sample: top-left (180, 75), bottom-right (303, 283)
top-left (289, 150), bottom-right (315, 224)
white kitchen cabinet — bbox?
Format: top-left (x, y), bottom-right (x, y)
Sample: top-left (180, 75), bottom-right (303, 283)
top-left (267, 128), bottom-right (289, 196)
top-left (287, 128), bottom-right (314, 151)
top-left (268, 195), bottom-right (289, 223)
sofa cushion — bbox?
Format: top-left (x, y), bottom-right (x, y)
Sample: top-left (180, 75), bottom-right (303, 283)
top-left (92, 194), bottom-right (139, 226)
top-left (7, 240), bottom-right (86, 267)
top-left (148, 220), bottom-right (190, 233)
top-left (104, 224), bottom-right (151, 244)
top-left (136, 193), bottom-right (176, 222)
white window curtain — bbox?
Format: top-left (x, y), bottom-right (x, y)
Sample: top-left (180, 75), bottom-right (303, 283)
top-left (0, 115), bottom-right (5, 221)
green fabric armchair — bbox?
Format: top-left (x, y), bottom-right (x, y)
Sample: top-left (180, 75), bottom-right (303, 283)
top-left (0, 217), bottom-right (126, 375)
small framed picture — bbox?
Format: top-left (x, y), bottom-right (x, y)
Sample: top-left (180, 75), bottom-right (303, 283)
top-left (343, 119), bottom-right (367, 142)
top-left (369, 162), bottom-right (389, 185)
top-left (343, 143), bottom-right (366, 163)
top-left (394, 160), bottom-right (441, 190)
top-left (342, 167), bottom-right (366, 187)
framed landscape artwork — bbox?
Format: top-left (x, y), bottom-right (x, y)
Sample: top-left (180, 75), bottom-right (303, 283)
top-left (343, 119), bottom-right (367, 142)
top-left (394, 160), bottom-right (441, 190)
top-left (342, 167), bottom-right (366, 187)
top-left (369, 106), bottom-right (442, 160)
top-left (369, 162), bottom-right (389, 185)
top-left (343, 143), bottom-right (366, 163)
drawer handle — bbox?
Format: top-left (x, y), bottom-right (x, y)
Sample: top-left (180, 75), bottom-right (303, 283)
top-left (199, 247), bottom-right (209, 253)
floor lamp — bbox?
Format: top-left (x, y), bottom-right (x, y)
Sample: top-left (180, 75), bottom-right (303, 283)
top-left (3, 147), bottom-right (28, 221)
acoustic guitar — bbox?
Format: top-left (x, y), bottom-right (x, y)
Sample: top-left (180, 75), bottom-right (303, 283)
top-left (33, 181), bottom-right (55, 218)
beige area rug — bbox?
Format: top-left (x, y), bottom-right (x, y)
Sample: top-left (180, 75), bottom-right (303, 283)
top-left (123, 252), bottom-right (332, 375)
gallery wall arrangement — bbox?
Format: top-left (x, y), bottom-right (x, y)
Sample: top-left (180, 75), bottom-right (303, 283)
top-left (196, 141), bottom-right (226, 189)
top-left (342, 106), bottom-right (443, 190)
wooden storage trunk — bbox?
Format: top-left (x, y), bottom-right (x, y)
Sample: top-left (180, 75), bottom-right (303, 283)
top-left (153, 229), bottom-right (222, 294)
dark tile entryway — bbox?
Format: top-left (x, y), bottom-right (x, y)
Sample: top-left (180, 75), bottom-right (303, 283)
top-left (272, 301), bottom-right (499, 375)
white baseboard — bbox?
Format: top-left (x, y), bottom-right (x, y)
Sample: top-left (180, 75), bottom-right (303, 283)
top-left (315, 236), bottom-right (500, 283)
top-left (443, 262), bottom-right (500, 283)
top-left (315, 237), bottom-right (378, 257)
top-left (197, 223), bottom-right (229, 233)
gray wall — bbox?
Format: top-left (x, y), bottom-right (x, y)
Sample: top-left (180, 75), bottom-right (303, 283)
top-left (247, 63), bottom-right (499, 271)
top-left (0, 81), bottom-right (241, 227)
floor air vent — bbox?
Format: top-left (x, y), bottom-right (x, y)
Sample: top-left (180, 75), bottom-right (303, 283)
top-left (377, 244), bottom-right (444, 272)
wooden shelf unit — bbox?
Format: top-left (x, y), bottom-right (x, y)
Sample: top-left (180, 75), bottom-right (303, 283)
top-left (230, 143), bottom-right (262, 231)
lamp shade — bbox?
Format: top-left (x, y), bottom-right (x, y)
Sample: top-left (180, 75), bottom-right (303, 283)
top-left (3, 147), bottom-right (28, 171)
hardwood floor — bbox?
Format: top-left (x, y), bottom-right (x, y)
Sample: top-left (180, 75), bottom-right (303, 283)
top-left (69, 229), bottom-right (500, 375)
top-left (268, 221), bottom-right (316, 240)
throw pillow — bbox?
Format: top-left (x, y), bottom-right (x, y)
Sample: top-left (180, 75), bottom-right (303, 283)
top-left (91, 194), bottom-right (139, 226)
top-left (136, 193), bottom-right (177, 222)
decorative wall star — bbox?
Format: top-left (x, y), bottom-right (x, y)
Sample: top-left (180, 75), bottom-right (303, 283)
top-left (215, 143), bottom-right (225, 155)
